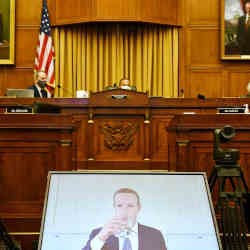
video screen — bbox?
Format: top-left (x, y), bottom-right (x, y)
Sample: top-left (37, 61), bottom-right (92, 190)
top-left (39, 172), bottom-right (222, 250)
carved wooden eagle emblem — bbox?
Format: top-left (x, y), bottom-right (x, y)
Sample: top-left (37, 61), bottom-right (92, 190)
top-left (99, 122), bottom-right (139, 151)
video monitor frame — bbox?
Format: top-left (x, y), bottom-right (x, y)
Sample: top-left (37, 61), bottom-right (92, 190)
top-left (39, 171), bottom-right (222, 250)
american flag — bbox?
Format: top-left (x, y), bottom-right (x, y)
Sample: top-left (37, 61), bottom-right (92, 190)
top-left (34, 0), bottom-right (55, 93)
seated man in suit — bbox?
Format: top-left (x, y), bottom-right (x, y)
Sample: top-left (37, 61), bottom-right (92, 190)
top-left (28, 71), bottom-right (52, 98)
top-left (82, 188), bottom-right (167, 250)
top-left (119, 78), bottom-right (137, 91)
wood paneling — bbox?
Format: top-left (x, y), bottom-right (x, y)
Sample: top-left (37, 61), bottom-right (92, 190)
top-left (0, 0), bottom-right (41, 96)
top-left (47, 0), bottom-right (56, 25)
top-left (0, 113), bottom-right (75, 249)
top-left (95, 0), bottom-right (138, 20)
top-left (15, 28), bottom-right (39, 68)
top-left (187, 28), bottom-right (220, 66)
top-left (2, 0), bottom-right (180, 96)
top-left (0, 145), bottom-right (54, 215)
top-left (16, 0), bottom-right (41, 25)
top-left (46, 0), bottom-right (179, 25)
top-left (168, 114), bottom-right (250, 191)
top-left (151, 116), bottom-right (172, 161)
top-left (5, 0), bottom-right (250, 100)
top-left (188, 143), bottom-right (213, 172)
top-left (79, 0), bottom-right (92, 21)
top-left (187, 70), bottom-right (223, 98)
top-left (54, 0), bottom-right (92, 24)
top-left (0, 114), bottom-right (75, 217)
top-left (0, 70), bottom-right (6, 96)
top-left (226, 71), bottom-right (250, 97)
top-left (141, 0), bottom-right (178, 25)
top-left (180, 0), bottom-right (250, 98)
top-left (187, 0), bottom-right (219, 24)
top-left (5, 69), bottom-right (34, 90)
top-left (56, 0), bottom-right (80, 19)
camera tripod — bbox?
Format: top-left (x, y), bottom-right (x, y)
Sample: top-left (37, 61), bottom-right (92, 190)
top-left (208, 162), bottom-right (249, 250)
top-left (0, 219), bottom-right (19, 250)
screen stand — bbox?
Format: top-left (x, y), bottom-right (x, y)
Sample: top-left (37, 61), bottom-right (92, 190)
top-left (0, 219), bottom-right (20, 250)
top-left (209, 163), bottom-right (249, 250)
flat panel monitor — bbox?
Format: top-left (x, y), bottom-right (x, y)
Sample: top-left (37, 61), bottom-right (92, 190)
top-left (6, 88), bottom-right (34, 98)
top-left (39, 171), bottom-right (222, 250)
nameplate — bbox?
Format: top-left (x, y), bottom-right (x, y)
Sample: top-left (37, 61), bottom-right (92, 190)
top-left (217, 108), bottom-right (245, 114)
top-left (6, 106), bottom-right (33, 114)
top-left (183, 112), bottom-right (196, 115)
top-left (111, 95), bottom-right (128, 100)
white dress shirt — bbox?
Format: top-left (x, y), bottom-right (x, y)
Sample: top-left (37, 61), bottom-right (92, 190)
top-left (120, 85), bottom-right (132, 90)
top-left (246, 14), bottom-right (250, 24)
top-left (90, 222), bottom-right (139, 250)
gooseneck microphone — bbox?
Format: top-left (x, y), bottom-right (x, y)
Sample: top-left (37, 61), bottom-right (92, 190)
top-left (197, 93), bottom-right (206, 100)
top-left (180, 89), bottom-right (184, 98)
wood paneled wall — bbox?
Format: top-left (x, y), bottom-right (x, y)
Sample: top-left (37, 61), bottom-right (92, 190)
top-left (1, 0), bottom-right (250, 98)
top-left (0, 0), bottom-right (41, 96)
top-left (179, 0), bottom-right (250, 98)
top-left (49, 0), bottom-right (179, 25)
top-left (0, 0), bottom-right (178, 97)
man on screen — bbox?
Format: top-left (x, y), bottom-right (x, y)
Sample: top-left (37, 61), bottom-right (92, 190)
top-left (82, 188), bottom-right (167, 250)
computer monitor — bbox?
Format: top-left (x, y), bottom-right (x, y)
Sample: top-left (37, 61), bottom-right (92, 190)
top-left (39, 172), bottom-right (222, 250)
top-left (6, 88), bottom-right (34, 98)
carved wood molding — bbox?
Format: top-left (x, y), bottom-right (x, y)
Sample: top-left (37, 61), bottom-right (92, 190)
top-left (99, 122), bottom-right (139, 151)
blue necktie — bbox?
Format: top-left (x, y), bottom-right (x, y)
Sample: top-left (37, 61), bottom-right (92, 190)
top-left (122, 237), bottom-right (132, 250)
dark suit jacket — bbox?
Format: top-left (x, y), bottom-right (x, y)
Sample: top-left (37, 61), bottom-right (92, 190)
top-left (28, 84), bottom-right (50, 98)
top-left (237, 15), bottom-right (250, 54)
top-left (28, 84), bottom-right (42, 98)
top-left (82, 223), bottom-right (167, 250)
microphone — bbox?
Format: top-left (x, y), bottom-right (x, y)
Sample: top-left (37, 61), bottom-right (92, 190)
top-left (197, 93), bottom-right (206, 100)
top-left (180, 89), bottom-right (184, 98)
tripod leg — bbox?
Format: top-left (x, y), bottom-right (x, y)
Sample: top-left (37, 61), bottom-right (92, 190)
top-left (221, 197), bottom-right (248, 250)
top-left (208, 168), bottom-right (217, 191)
top-left (240, 170), bottom-right (249, 193)
top-left (220, 176), bottom-right (227, 193)
top-left (209, 162), bottom-right (249, 250)
top-left (239, 199), bottom-right (248, 250)
top-left (233, 200), bottom-right (243, 250)
top-left (0, 219), bottom-right (20, 250)
top-left (224, 203), bottom-right (232, 250)
top-left (229, 177), bottom-right (236, 191)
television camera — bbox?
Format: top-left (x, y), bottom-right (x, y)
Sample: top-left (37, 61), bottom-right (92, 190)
top-left (209, 125), bottom-right (249, 250)
top-left (213, 125), bottom-right (239, 165)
